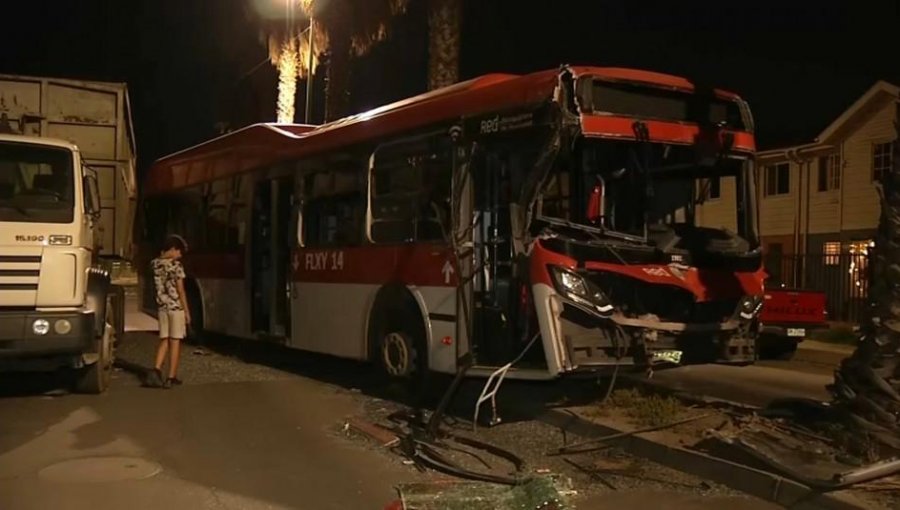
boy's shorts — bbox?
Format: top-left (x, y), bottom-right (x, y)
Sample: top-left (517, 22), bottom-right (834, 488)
top-left (158, 310), bottom-right (186, 340)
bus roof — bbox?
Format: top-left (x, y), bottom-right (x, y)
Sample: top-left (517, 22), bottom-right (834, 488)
top-left (145, 66), bottom-right (749, 195)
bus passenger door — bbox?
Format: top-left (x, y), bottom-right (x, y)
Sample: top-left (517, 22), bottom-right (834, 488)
top-left (250, 180), bottom-right (271, 334)
top-left (250, 176), bottom-right (293, 338)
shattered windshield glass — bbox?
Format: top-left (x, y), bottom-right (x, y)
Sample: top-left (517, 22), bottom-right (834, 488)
top-left (538, 139), bottom-right (748, 240)
top-left (0, 141), bottom-right (75, 223)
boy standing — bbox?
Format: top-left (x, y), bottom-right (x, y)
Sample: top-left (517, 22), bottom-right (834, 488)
top-left (149, 235), bottom-right (191, 388)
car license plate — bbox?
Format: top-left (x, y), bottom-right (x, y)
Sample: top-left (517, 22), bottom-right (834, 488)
top-left (787, 328), bottom-right (806, 337)
top-left (652, 350), bottom-right (683, 364)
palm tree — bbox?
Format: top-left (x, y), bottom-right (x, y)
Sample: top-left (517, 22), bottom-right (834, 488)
top-left (829, 101), bottom-right (900, 456)
top-left (313, 0), bottom-right (409, 121)
top-left (427, 0), bottom-right (462, 91)
top-left (251, 0), bottom-right (408, 123)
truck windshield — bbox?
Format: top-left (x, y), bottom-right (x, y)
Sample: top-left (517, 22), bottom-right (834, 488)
top-left (538, 138), bottom-right (753, 242)
top-left (0, 141), bottom-right (75, 223)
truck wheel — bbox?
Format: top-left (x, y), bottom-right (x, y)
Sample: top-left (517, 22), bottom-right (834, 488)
top-left (75, 326), bottom-right (114, 394)
top-left (757, 335), bottom-right (798, 361)
top-left (75, 303), bottom-right (116, 394)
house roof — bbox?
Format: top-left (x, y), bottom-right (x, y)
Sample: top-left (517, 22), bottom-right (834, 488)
top-left (757, 80), bottom-right (898, 162)
top-left (816, 80), bottom-right (899, 143)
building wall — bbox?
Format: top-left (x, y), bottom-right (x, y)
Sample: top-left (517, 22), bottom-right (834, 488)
top-left (808, 156), bottom-right (842, 234)
top-left (757, 160), bottom-right (800, 238)
top-left (841, 100), bottom-right (896, 231)
top-left (695, 176), bottom-right (738, 231)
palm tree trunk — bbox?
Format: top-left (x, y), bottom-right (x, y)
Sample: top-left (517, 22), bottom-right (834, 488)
top-left (427, 0), bottom-right (461, 91)
top-left (830, 100), bottom-right (900, 455)
top-left (324, 28), bottom-right (352, 122)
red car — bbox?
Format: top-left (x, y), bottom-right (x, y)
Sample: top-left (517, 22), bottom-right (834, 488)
top-left (757, 282), bottom-right (828, 360)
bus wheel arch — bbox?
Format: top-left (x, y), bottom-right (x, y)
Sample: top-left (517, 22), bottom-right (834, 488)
top-left (184, 277), bottom-right (206, 342)
top-left (367, 285), bottom-right (429, 379)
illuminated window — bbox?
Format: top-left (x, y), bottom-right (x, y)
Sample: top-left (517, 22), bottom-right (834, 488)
top-left (873, 142), bottom-right (893, 182)
top-left (847, 240), bottom-right (874, 299)
top-left (824, 241), bottom-right (840, 265)
top-left (818, 153), bottom-right (841, 192)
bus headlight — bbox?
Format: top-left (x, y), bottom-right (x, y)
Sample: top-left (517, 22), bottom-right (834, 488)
top-left (32, 319), bottom-right (50, 336)
top-left (737, 295), bottom-right (763, 320)
top-left (549, 266), bottom-right (613, 316)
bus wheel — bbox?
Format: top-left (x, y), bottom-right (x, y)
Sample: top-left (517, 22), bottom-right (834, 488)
top-left (381, 331), bottom-right (418, 378)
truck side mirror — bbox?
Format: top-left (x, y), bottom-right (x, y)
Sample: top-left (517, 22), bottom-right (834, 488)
top-left (83, 175), bottom-right (101, 219)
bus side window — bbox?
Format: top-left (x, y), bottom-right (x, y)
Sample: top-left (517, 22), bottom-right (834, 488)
top-left (370, 134), bottom-right (452, 244)
top-left (302, 166), bottom-right (363, 247)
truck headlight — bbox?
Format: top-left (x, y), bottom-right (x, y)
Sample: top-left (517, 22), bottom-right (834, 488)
top-left (549, 266), bottom-right (613, 316)
top-left (54, 319), bottom-right (72, 335)
top-left (32, 319), bottom-right (50, 336)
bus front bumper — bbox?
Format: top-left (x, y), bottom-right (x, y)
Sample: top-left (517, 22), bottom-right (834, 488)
top-left (558, 303), bottom-right (756, 369)
top-left (0, 310), bottom-right (95, 359)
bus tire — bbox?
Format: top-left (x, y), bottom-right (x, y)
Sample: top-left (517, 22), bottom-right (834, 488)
top-left (374, 308), bottom-right (430, 391)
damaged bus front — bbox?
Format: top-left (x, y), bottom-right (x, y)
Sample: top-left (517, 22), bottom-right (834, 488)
top-left (478, 68), bottom-right (764, 375)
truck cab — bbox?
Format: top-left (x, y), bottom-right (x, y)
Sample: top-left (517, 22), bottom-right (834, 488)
top-left (0, 133), bottom-right (120, 393)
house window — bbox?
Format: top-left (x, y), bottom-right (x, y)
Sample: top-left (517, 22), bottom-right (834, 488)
top-left (764, 163), bottom-right (790, 196)
top-left (708, 176), bottom-right (721, 199)
top-left (823, 241), bottom-right (840, 265)
top-left (817, 153), bottom-right (841, 192)
top-left (873, 141), bottom-right (893, 181)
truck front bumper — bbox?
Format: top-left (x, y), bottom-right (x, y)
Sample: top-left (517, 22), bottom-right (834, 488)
top-left (0, 310), bottom-right (94, 358)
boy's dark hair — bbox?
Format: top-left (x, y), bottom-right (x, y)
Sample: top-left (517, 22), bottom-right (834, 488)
top-left (162, 234), bottom-right (188, 253)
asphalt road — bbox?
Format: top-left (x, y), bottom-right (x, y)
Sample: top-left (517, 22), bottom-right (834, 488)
top-left (0, 331), bottom-right (784, 510)
top-left (0, 333), bottom-right (429, 510)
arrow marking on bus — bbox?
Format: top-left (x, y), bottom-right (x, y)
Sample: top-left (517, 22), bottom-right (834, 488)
top-left (442, 260), bottom-right (454, 284)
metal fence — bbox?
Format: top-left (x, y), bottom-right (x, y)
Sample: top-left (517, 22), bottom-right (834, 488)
top-left (763, 252), bottom-right (871, 323)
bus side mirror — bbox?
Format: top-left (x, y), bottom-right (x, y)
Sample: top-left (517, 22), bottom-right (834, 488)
top-left (83, 174), bottom-right (101, 219)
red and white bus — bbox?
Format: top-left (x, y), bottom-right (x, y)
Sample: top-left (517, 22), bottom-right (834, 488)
top-left (136, 65), bottom-right (765, 381)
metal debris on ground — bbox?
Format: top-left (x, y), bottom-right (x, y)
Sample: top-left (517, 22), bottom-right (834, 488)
top-left (708, 419), bottom-right (900, 490)
top-left (549, 412), bottom-right (715, 456)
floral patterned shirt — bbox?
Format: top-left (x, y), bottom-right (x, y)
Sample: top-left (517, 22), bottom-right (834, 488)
top-left (151, 257), bottom-right (186, 312)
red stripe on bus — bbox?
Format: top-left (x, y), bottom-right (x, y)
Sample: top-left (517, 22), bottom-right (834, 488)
top-left (581, 116), bottom-right (756, 152)
top-left (292, 244), bottom-right (458, 287)
top-left (530, 240), bottom-right (764, 302)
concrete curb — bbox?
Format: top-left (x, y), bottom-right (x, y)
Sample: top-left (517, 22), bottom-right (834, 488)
top-left (538, 409), bottom-right (878, 510)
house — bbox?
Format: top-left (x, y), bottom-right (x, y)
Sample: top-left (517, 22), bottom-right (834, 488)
top-left (753, 81), bottom-right (899, 320)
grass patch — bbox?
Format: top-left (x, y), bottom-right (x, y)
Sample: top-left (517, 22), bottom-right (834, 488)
top-left (809, 326), bottom-right (858, 345)
top-left (609, 388), bottom-right (684, 428)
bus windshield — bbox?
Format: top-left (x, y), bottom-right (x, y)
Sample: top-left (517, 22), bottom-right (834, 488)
top-left (538, 138), bottom-right (752, 242)
top-left (0, 142), bottom-right (75, 223)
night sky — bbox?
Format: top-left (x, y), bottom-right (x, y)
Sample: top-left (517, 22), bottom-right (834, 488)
top-left (1, 0), bottom-right (897, 176)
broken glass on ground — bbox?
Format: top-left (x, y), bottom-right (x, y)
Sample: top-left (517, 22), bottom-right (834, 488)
top-left (393, 476), bottom-right (572, 510)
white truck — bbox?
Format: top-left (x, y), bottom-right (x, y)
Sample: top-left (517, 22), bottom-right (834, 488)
top-left (0, 75), bottom-right (135, 393)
